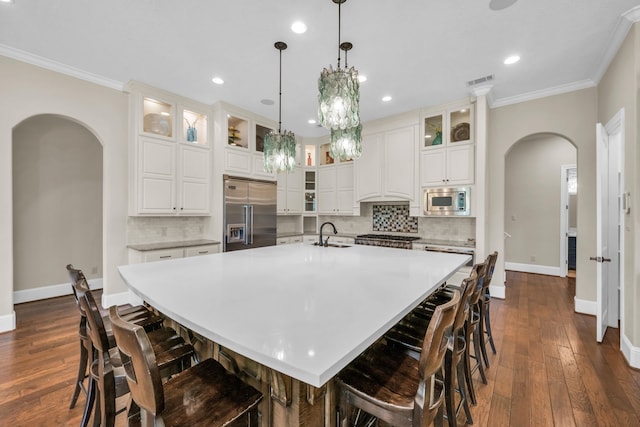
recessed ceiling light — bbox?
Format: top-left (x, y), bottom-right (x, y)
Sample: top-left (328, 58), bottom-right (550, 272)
top-left (0, 0), bottom-right (14, 4)
top-left (291, 21), bottom-right (307, 34)
top-left (260, 99), bottom-right (275, 106)
top-left (358, 75), bottom-right (367, 83)
top-left (308, 119), bottom-right (317, 124)
top-left (212, 77), bottom-right (224, 85)
top-left (382, 96), bottom-right (392, 102)
top-left (504, 55), bottom-right (520, 65)
top-left (460, 109), bottom-right (467, 113)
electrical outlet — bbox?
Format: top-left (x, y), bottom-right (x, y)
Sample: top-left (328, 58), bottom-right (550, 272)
top-left (91, 266), bottom-right (98, 274)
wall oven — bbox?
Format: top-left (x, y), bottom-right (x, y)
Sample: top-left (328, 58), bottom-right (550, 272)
top-left (423, 187), bottom-right (470, 216)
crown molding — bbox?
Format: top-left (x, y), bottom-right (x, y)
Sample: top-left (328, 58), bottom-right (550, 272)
top-left (0, 44), bottom-right (124, 91)
top-left (489, 79), bottom-right (596, 109)
top-left (591, 5), bottom-right (640, 84)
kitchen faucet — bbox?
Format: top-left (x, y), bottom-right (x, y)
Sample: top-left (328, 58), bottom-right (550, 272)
top-left (319, 222), bottom-right (338, 247)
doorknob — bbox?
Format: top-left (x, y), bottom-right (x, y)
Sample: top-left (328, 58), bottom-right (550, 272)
top-left (602, 257), bottom-right (612, 263)
top-left (589, 256), bottom-right (601, 262)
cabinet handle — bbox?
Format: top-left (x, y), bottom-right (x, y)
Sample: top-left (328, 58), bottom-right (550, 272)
top-left (160, 255), bottom-right (172, 259)
top-left (198, 251), bottom-right (208, 254)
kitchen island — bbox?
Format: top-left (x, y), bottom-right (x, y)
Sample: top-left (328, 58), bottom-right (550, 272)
top-left (118, 243), bottom-right (470, 426)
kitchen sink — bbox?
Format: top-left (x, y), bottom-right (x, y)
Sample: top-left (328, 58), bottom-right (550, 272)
top-left (312, 242), bottom-right (351, 248)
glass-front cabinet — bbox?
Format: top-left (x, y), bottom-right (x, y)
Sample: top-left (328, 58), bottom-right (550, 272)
top-left (227, 115), bottom-right (248, 148)
top-left (304, 170), bottom-right (316, 213)
top-left (182, 109), bottom-right (208, 146)
top-left (142, 97), bottom-right (174, 139)
top-left (423, 106), bottom-right (473, 148)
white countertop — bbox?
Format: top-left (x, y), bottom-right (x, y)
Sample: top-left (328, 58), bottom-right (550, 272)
top-left (118, 243), bottom-right (470, 387)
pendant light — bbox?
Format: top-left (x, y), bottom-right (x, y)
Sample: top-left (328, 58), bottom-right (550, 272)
top-left (329, 42), bottom-right (362, 160)
top-left (318, 0), bottom-right (360, 131)
top-left (264, 41), bottom-right (296, 174)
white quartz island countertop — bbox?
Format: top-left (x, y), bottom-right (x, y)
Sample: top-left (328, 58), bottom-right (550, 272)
top-left (118, 243), bottom-right (470, 388)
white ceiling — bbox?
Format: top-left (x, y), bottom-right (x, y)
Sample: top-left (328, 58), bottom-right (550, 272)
top-left (0, 0), bottom-right (638, 137)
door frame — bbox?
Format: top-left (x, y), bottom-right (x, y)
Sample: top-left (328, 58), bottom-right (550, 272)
top-left (560, 164), bottom-right (576, 278)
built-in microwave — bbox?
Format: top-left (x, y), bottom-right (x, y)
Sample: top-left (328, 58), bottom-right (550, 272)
top-left (423, 187), bottom-right (470, 216)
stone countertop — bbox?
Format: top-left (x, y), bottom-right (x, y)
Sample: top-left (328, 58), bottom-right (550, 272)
top-left (127, 239), bottom-right (220, 251)
top-left (118, 243), bottom-right (470, 387)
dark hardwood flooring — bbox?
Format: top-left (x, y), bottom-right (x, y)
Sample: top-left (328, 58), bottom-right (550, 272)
top-left (1, 272), bottom-right (639, 426)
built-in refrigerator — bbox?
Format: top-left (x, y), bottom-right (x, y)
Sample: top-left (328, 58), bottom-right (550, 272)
top-left (223, 175), bottom-right (277, 252)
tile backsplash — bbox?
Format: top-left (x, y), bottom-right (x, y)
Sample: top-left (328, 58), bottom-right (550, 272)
top-left (372, 204), bottom-right (418, 233)
top-left (128, 216), bottom-right (206, 245)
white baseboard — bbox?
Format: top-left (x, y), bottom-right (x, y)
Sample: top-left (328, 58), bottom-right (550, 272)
top-left (621, 333), bottom-right (640, 369)
top-left (574, 297), bottom-right (596, 316)
top-left (102, 290), bottom-right (143, 309)
top-left (505, 262), bottom-right (561, 277)
top-left (0, 311), bottom-right (16, 333)
top-left (489, 284), bottom-right (505, 299)
top-left (13, 278), bottom-right (103, 304)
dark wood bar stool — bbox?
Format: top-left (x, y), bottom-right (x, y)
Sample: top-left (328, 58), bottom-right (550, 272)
top-left (67, 264), bottom-right (165, 410)
top-left (336, 290), bottom-right (460, 427)
top-left (108, 306), bottom-right (263, 427)
top-left (478, 252), bottom-right (498, 368)
top-left (385, 272), bottom-right (478, 426)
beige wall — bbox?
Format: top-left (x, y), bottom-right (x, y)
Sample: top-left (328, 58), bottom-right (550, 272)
top-left (0, 56), bottom-right (129, 327)
top-left (504, 134), bottom-right (576, 267)
top-left (12, 115), bottom-right (103, 291)
top-left (597, 23), bottom-right (638, 345)
top-left (488, 88), bottom-right (598, 304)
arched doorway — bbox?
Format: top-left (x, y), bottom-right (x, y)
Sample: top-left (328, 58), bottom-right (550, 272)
top-left (12, 114), bottom-right (103, 303)
top-left (503, 133), bottom-right (577, 278)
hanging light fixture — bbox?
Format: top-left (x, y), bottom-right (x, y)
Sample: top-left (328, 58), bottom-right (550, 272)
top-left (318, 0), bottom-right (360, 131)
top-left (264, 41), bottom-right (297, 174)
top-left (329, 41), bottom-right (362, 160)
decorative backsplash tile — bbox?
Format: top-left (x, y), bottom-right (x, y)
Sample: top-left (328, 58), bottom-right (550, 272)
top-left (128, 216), bottom-right (206, 245)
top-left (372, 204), bottom-right (418, 233)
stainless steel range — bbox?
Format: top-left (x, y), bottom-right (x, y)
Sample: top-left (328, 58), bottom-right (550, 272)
top-left (355, 234), bottom-right (421, 249)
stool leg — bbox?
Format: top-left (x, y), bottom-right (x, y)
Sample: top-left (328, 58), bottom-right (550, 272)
top-left (70, 339), bottom-right (89, 409)
top-left (81, 376), bottom-right (95, 427)
top-left (444, 351), bottom-right (455, 427)
top-left (463, 326), bottom-right (477, 405)
top-left (457, 356), bottom-right (473, 425)
top-left (485, 300), bottom-right (496, 354)
top-left (473, 324), bottom-right (487, 385)
top-left (478, 304), bottom-right (491, 369)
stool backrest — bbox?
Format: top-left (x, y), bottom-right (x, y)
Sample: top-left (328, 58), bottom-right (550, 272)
top-left (455, 271), bottom-right (478, 333)
top-left (418, 289), bottom-right (459, 381)
top-left (67, 264), bottom-right (90, 315)
top-left (483, 252), bottom-right (499, 292)
top-left (80, 289), bottom-right (111, 354)
top-left (109, 306), bottom-right (164, 417)
top-left (468, 262), bottom-right (487, 307)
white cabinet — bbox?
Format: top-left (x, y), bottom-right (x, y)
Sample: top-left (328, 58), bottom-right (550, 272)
top-left (128, 82), bottom-right (211, 216)
top-left (129, 243), bottom-right (220, 264)
top-left (276, 235), bottom-right (304, 245)
top-left (356, 125), bottom-right (417, 201)
top-left (318, 163), bottom-right (354, 215)
top-left (420, 145), bottom-right (474, 187)
top-left (420, 104), bottom-right (475, 188)
top-left (332, 236), bottom-right (355, 245)
top-left (277, 167), bottom-right (303, 214)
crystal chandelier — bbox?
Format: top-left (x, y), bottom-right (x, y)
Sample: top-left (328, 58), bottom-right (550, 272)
top-left (318, 0), bottom-right (360, 132)
top-left (264, 41), bottom-right (297, 174)
top-left (328, 41), bottom-right (362, 161)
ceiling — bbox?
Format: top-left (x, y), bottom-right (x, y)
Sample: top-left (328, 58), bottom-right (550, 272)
top-left (0, 0), bottom-right (638, 137)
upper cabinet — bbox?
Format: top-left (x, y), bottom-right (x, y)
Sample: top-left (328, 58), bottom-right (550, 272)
top-left (420, 104), bottom-right (475, 187)
top-left (277, 167), bottom-right (303, 215)
top-left (128, 82), bottom-right (211, 216)
top-left (355, 125), bottom-right (417, 201)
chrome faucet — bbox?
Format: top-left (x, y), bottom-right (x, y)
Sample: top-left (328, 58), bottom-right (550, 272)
top-left (319, 222), bottom-right (338, 247)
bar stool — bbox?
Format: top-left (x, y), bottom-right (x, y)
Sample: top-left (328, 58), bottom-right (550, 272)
top-left (108, 306), bottom-right (263, 427)
top-left (336, 290), bottom-right (459, 427)
top-left (478, 252), bottom-right (498, 368)
top-left (67, 264), bottom-right (165, 410)
top-left (385, 272), bottom-right (478, 426)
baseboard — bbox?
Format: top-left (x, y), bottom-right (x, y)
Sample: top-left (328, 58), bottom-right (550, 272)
top-left (489, 284), bottom-right (505, 299)
top-left (621, 333), bottom-right (640, 369)
top-left (574, 296), bottom-right (596, 316)
top-left (505, 262), bottom-right (561, 277)
top-left (102, 290), bottom-right (143, 309)
top-left (13, 278), bottom-right (103, 304)
top-left (0, 311), bottom-right (16, 333)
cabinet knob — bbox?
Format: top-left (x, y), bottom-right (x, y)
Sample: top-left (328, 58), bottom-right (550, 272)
top-left (181, 207), bottom-right (184, 210)
top-left (173, 207), bottom-right (176, 210)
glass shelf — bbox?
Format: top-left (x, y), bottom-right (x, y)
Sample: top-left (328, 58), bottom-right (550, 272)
top-left (143, 97), bottom-right (173, 138)
top-left (304, 170), bottom-right (316, 212)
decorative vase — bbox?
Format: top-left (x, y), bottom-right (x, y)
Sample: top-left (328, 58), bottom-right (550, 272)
top-left (187, 126), bottom-right (197, 142)
top-left (432, 131), bottom-right (442, 146)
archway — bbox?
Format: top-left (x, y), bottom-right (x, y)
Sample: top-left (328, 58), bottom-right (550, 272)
top-left (503, 133), bottom-right (577, 279)
top-left (12, 114), bottom-right (103, 303)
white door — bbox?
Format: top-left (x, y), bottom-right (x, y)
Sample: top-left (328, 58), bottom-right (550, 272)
top-left (595, 123), bottom-right (610, 342)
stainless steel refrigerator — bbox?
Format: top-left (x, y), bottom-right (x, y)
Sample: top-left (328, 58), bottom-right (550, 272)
top-left (223, 175), bottom-right (277, 252)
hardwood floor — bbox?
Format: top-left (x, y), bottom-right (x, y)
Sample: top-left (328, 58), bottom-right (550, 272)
top-left (0, 272), bottom-right (639, 426)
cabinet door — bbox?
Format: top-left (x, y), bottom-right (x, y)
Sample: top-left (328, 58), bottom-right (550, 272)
top-left (285, 168), bottom-right (303, 214)
top-left (355, 133), bottom-right (383, 201)
top-left (420, 149), bottom-right (446, 187)
top-left (225, 149), bottom-right (251, 175)
top-left (276, 173), bottom-right (287, 214)
top-left (179, 145), bottom-right (210, 214)
top-left (384, 126), bottom-right (415, 199)
top-left (336, 164), bottom-right (354, 214)
top-left (184, 244), bottom-right (220, 257)
top-left (143, 248), bottom-right (184, 262)
top-left (318, 167), bottom-right (337, 214)
top-left (139, 138), bottom-right (176, 214)
top-left (446, 145), bottom-right (475, 185)
top-left (252, 153), bottom-right (276, 180)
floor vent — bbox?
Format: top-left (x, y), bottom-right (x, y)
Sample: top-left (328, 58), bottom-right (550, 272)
top-left (466, 74), bottom-right (494, 87)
